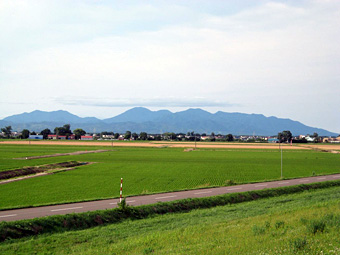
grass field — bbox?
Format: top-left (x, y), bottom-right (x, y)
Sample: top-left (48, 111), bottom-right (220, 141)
top-left (1, 185), bottom-right (339, 254)
top-left (0, 143), bottom-right (339, 210)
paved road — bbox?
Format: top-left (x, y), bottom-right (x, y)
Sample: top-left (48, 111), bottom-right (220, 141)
top-left (1, 174), bottom-right (340, 222)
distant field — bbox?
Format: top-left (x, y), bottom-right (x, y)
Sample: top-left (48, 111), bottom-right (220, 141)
top-left (0, 140), bottom-right (311, 149)
top-left (0, 143), bottom-right (339, 210)
top-left (0, 144), bottom-right (105, 171)
top-left (1, 185), bottom-right (339, 254)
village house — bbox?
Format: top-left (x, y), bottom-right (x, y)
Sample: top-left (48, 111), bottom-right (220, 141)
top-left (48, 134), bottom-right (75, 140)
top-left (81, 135), bottom-right (93, 140)
top-left (323, 137), bottom-right (340, 143)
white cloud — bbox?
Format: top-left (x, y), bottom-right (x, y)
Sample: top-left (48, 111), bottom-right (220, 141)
top-left (0, 0), bottom-right (339, 132)
top-left (54, 96), bottom-right (236, 108)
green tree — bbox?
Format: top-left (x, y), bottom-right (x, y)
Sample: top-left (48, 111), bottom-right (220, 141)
top-left (226, 134), bottom-right (234, 142)
top-left (100, 131), bottom-right (108, 137)
top-left (63, 124), bottom-right (72, 136)
top-left (40, 128), bottom-right (51, 139)
top-left (124, 131), bottom-right (131, 140)
top-left (140, 132), bottom-right (148, 140)
top-left (278, 130), bottom-right (292, 142)
top-left (114, 133), bottom-right (120, 139)
top-left (73, 128), bottom-right (86, 140)
top-left (131, 132), bottom-right (138, 140)
top-left (54, 124), bottom-right (72, 137)
top-left (1, 126), bottom-right (12, 138)
top-left (169, 132), bottom-right (176, 140)
top-left (54, 127), bottom-right (65, 136)
top-left (21, 129), bottom-right (30, 139)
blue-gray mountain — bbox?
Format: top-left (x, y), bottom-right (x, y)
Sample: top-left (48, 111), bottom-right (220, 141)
top-left (1, 108), bottom-right (338, 136)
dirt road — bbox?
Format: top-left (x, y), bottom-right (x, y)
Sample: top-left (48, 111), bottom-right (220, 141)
top-left (0, 140), bottom-right (311, 150)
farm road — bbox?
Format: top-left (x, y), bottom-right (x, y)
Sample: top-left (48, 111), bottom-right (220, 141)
top-left (1, 174), bottom-right (340, 222)
top-left (14, 150), bottom-right (109, 160)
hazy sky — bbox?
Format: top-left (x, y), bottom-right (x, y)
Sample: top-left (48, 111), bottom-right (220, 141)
top-left (1, 0), bottom-right (339, 133)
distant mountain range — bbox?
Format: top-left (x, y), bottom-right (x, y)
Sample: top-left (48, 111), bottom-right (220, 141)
top-left (0, 108), bottom-right (338, 136)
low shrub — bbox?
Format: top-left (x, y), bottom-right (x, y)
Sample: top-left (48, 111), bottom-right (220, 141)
top-left (275, 221), bottom-right (285, 229)
top-left (307, 219), bottom-right (326, 234)
top-left (290, 237), bottom-right (307, 251)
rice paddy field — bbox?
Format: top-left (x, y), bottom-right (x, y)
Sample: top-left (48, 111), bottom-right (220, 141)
top-left (0, 143), bottom-right (339, 210)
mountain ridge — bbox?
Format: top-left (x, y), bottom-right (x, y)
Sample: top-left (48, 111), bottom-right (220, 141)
top-left (1, 107), bottom-right (338, 136)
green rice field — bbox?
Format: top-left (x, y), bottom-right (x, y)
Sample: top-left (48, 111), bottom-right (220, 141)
top-left (0, 144), bottom-right (339, 210)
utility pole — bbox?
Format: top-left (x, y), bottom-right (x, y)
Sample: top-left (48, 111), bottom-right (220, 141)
top-left (194, 131), bottom-right (196, 149)
top-left (280, 141), bottom-right (283, 178)
top-left (120, 178), bottom-right (123, 203)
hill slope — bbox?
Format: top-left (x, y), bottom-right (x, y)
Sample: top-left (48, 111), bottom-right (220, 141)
top-left (1, 108), bottom-right (337, 136)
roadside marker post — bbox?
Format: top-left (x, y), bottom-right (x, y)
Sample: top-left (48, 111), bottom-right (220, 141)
top-left (120, 178), bottom-right (123, 203)
top-left (279, 142), bottom-right (283, 179)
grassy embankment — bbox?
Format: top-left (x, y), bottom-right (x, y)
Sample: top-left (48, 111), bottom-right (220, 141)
top-left (0, 144), bottom-right (339, 210)
top-left (1, 184), bottom-right (339, 254)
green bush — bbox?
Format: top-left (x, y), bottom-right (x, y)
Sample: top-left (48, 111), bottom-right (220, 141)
top-left (275, 221), bottom-right (285, 229)
top-left (290, 237), bottom-right (307, 251)
top-left (308, 219), bottom-right (326, 234)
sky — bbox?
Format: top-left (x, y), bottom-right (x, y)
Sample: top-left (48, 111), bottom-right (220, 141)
top-left (1, 0), bottom-right (339, 133)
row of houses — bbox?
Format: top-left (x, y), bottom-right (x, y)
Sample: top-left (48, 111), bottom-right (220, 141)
top-left (2, 131), bottom-right (340, 143)
top-left (46, 135), bottom-right (94, 140)
top-left (322, 137), bottom-right (340, 143)
top-left (27, 135), bottom-right (94, 140)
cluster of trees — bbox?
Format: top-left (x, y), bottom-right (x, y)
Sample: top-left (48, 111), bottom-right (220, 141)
top-left (121, 131), bottom-right (149, 140)
top-left (53, 124), bottom-right (86, 139)
top-left (1, 125), bottom-right (237, 142)
top-left (0, 125), bottom-right (87, 140)
top-left (277, 131), bottom-right (320, 143)
top-left (1, 126), bottom-right (12, 138)
top-left (2, 125), bottom-right (326, 144)
top-left (277, 130), bottom-right (293, 142)
top-left (113, 131), bottom-right (234, 142)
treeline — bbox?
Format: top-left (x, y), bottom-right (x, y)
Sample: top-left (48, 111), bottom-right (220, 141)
top-left (0, 125), bottom-right (325, 143)
top-left (111, 131), bottom-right (235, 142)
top-left (0, 125), bottom-right (236, 141)
top-left (0, 125), bottom-right (86, 140)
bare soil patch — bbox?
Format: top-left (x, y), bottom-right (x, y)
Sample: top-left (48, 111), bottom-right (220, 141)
top-left (298, 144), bottom-right (340, 154)
top-left (302, 144), bottom-right (340, 150)
top-left (0, 161), bottom-right (88, 181)
top-left (1, 141), bottom-right (307, 150)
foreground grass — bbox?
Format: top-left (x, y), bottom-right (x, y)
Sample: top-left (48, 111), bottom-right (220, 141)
top-left (1, 186), bottom-right (340, 254)
top-left (0, 144), bottom-right (339, 210)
